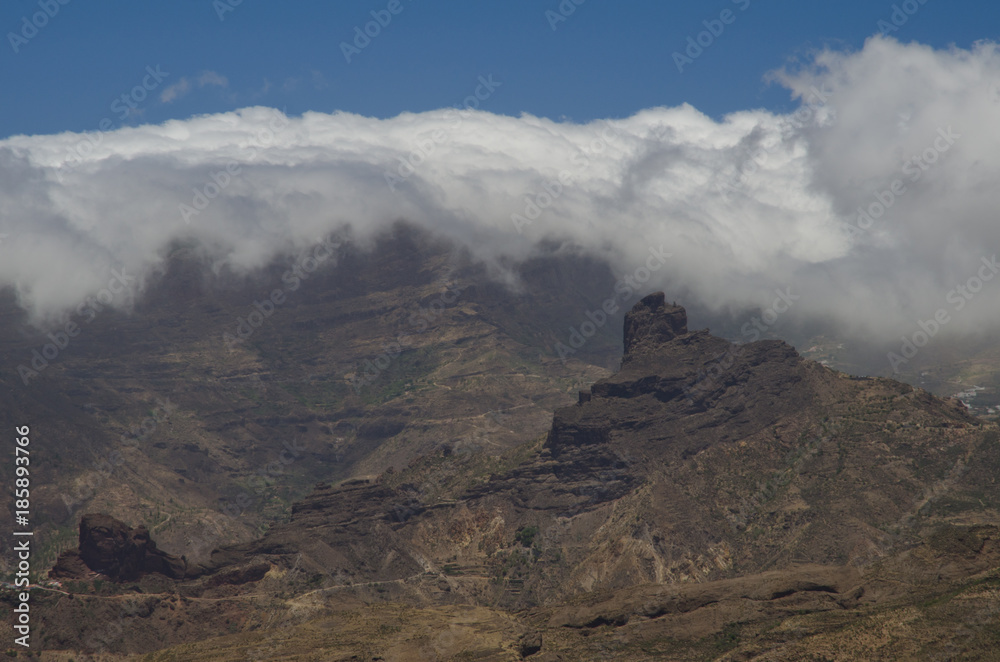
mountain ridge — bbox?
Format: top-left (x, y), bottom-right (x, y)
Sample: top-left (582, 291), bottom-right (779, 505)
top-left (29, 289), bottom-right (1000, 659)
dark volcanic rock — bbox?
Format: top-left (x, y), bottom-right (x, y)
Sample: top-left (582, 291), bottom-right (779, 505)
top-left (622, 291), bottom-right (688, 362)
top-left (50, 513), bottom-right (192, 581)
top-left (547, 293), bottom-right (809, 460)
top-left (47, 549), bottom-right (89, 579)
top-left (519, 631), bottom-right (543, 657)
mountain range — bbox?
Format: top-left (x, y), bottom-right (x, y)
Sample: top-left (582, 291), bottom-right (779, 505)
top-left (4, 236), bottom-right (997, 659)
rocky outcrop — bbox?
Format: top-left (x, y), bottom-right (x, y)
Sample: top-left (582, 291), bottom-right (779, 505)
top-left (547, 292), bottom-right (811, 458)
top-left (50, 513), bottom-right (194, 581)
top-left (519, 631), bottom-right (543, 657)
top-left (622, 292), bottom-right (688, 362)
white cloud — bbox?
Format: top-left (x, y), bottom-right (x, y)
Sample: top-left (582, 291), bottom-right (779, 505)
top-left (160, 70), bottom-right (228, 103)
top-left (197, 70), bottom-right (229, 89)
top-left (159, 78), bottom-right (191, 103)
top-left (2, 37), bottom-right (1000, 348)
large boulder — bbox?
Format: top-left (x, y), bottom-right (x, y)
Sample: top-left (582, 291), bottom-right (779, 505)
top-left (50, 513), bottom-right (193, 581)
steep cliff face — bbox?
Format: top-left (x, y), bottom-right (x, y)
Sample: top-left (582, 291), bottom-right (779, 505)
top-left (33, 292), bottom-right (1000, 660)
top-left (532, 293), bottom-right (987, 591)
top-left (184, 291), bottom-right (987, 602)
top-left (549, 291), bottom-right (815, 462)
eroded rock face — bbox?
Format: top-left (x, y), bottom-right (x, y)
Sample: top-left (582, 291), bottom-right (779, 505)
top-left (31, 289), bottom-right (1000, 660)
top-left (50, 513), bottom-right (191, 581)
top-left (622, 292), bottom-right (688, 363)
top-left (547, 291), bottom-right (809, 460)
top-left (200, 477), bottom-right (425, 584)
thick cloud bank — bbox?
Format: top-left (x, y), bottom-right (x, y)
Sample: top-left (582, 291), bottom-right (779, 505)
top-left (3, 37), bottom-right (1000, 347)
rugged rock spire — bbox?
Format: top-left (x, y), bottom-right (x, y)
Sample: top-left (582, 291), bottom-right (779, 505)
top-left (622, 292), bottom-right (688, 362)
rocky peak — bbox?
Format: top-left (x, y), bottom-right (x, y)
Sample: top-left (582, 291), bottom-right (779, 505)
top-left (622, 292), bottom-right (688, 362)
top-left (50, 513), bottom-right (195, 581)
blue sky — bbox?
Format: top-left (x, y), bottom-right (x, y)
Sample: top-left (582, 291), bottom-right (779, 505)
top-left (2, 0), bottom-right (997, 138)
